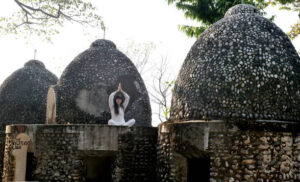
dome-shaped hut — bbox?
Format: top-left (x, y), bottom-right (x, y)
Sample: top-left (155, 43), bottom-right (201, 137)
top-left (46, 39), bottom-right (152, 126)
top-left (170, 4), bottom-right (300, 122)
top-left (0, 60), bottom-right (58, 127)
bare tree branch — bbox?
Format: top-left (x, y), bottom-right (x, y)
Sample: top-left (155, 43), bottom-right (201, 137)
top-left (150, 57), bottom-right (174, 122)
top-left (0, 0), bottom-right (105, 39)
top-left (15, 0), bottom-right (62, 19)
top-left (122, 41), bottom-right (155, 75)
top-left (121, 41), bottom-right (173, 123)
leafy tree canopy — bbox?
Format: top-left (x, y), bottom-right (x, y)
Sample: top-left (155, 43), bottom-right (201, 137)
top-left (166, 0), bottom-right (299, 38)
top-left (0, 0), bottom-right (105, 40)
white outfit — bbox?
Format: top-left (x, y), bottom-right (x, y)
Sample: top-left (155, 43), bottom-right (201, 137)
top-left (108, 90), bottom-right (135, 127)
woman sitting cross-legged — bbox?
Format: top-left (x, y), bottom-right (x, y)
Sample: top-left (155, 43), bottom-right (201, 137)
top-left (108, 83), bottom-right (135, 127)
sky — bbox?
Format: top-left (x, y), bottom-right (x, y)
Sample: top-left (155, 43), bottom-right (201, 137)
top-left (0, 0), bottom-right (299, 126)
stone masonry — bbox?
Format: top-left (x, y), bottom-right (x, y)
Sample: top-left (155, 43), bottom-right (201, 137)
top-left (2, 124), bottom-right (157, 182)
top-left (157, 121), bottom-right (300, 182)
top-left (0, 60), bottom-right (57, 182)
top-left (2, 4), bottom-right (300, 182)
top-left (115, 127), bottom-right (157, 182)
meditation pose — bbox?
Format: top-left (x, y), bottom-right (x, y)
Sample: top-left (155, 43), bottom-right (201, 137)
top-left (108, 83), bottom-right (135, 127)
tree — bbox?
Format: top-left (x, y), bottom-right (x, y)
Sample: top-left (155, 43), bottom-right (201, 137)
top-left (121, 41), bottom-right (174, 122)
top-left (165, 0), bottom-right (297, 38)
top-left (0, 0), bottom-right (105, 40)
top-left (149, 57), bottom-right (174, 122)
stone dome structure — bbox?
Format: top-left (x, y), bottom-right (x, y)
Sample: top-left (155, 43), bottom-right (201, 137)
top-left (0, 60), bottom-right (58, 127)
top-left (170, 4), bottom-right (300, 122)
top-left (46, 39), bottom-right (152, 126)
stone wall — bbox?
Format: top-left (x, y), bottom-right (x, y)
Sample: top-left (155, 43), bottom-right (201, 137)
top-left (2, 130), bottom-right (16, 182)
top-left (157, 120), bottom-right (300, 182)
top-left (33, 126), bottom-right (83, 181)
top-left (0, 131), bottom-right (6, 182)
top-left (2, 124), bottom-right (157, 182)
top-left (115, 127), bottom-right (158, 182)
top-left (157, 126), bottom-right (173, 181)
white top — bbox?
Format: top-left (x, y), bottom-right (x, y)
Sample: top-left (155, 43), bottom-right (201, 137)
top-left (109, 90), bottom-right (130, 123)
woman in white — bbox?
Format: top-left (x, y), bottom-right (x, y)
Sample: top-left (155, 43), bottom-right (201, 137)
top-left (108, 83), bottom-right (135, 127)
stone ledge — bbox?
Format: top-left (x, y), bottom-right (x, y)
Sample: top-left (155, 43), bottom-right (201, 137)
top-left (5, 124), bottom-right (157, 153)
top-left (159, 119), bottom-right (300, 133)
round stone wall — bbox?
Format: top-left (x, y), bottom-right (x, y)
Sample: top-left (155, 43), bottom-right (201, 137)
top-left (170, 4), bottom-right (300, 122)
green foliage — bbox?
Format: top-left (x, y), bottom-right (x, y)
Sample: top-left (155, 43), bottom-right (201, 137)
top-left (162, 80), bottom-right (174, 120)
top-left (164, 106), bottom-right (170, 121)
top-left (288, 21), bottom-right (300, 39)
top-left (166, 0), bottom-right (298, 38)
top-left (0, 0), bottom-right (104, 40)
top-left (277, 0), bottom-right (300, 39)
top-left (165, 80), bottom-right (175, 88)
top-left (178, 24), bottom-right (208, 38)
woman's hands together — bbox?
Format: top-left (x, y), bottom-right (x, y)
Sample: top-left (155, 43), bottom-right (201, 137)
top-left (118, 83), bottom-right (122, 91)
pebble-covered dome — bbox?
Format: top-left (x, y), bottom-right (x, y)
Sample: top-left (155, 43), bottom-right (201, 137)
top-left (170, 4), bottom-right (300, 122)
top-left (49, 39), bottom-right (152, 126)
top-left (0, 60), bottom-right (58, 127)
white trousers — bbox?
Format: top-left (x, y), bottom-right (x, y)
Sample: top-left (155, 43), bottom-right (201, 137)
top-left (108, 119), bottom-right (135, 127)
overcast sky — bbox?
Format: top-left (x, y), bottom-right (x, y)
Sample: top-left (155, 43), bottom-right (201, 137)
top-left (0, 1), bottom-right (299, 126)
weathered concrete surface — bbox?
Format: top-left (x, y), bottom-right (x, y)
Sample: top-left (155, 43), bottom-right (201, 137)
top-left (11, 133), bottom-right (31, 182)
top-left (76, 125), bottom-right (128, 151)
top-left (5, 124), bottom-right (131, 152)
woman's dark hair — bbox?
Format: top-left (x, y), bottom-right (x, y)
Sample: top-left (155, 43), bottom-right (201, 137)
top-left (113, 91), bottom-right (125, 115)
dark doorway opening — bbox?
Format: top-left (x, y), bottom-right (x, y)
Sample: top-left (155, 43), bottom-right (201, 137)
top-left (187, 157), bottom-right (210, 182)
top-left (83, 156), bottom-right (113, 182)
top-left (25, 152), bottom-right (36, 181)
